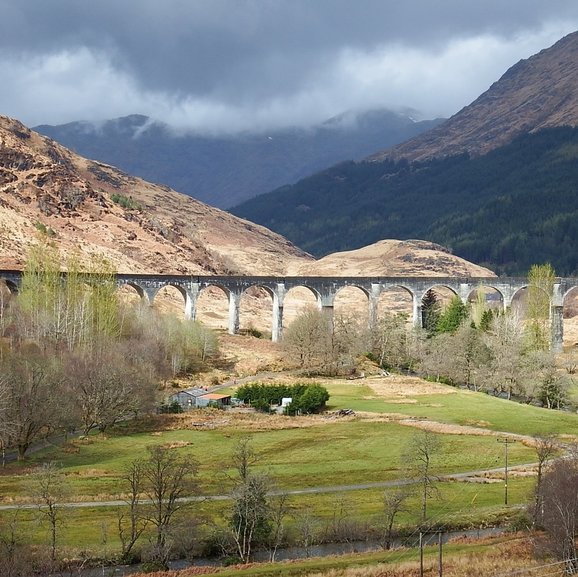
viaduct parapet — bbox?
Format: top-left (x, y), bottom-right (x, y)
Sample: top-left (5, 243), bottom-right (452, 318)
top-left (1, 271), bottom-right (576, 352)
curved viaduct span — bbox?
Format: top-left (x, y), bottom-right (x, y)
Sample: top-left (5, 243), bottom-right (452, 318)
top-left (1, 271), bottom-right (576, 352)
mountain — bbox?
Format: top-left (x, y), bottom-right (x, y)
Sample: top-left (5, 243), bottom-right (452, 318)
top-left (0, 114), bottom-right (493, 282)
top-left (34, 110), bottom-right (442, 209)
top-left (231, 32), bottom-right (578, 275)
top-left (286, 239), bottom-right (494, 278)
top-left (371, 31), bottom-right (578, 163)
top-left (0, 115), bottom-right (311, 275)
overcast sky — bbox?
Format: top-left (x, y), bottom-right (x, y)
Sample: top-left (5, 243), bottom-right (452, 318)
top-left (1, 1), bottom-right (578, 134)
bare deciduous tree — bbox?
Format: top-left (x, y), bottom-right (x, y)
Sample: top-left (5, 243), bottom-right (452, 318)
top-left (479, 312), bottom-right (525, 399)
top-left (283, 308), bottom-right (362, 375)
top-left (0, 510), bottom-right (27, 577)
top-left (2, 353), bottom-right (64, 460)
top-left (405, 430), bottom-right (441, 525)
top-left (283, 307), bottom-right (331, 370)
top-left (532, 434), bottom-right (558, 526)
top-left (379, 487), bottom-right (411, 550)
top-left (540, 457), bottom-right (578, 573)
top-left (117, 459), bottom-right (149, 562)
top-left (448, 323), bottom-right (491, 388)
top-left (65, 349), bottom-right (155, 435)
top-left (28, 462), bottom-right (69, 562)
top-left (139, 446), bottom-right (199, 567)
top-left (368, 312), bottom-right (410, 371)
top-left (232, 436), bottom-right (259, 482)
top-left (267, 493), bottom-right (289, 562)
top-left (294, 509), bottom-right (318, 558)
top-left (227, 437), bottom-right (286, 564)
top-left (0, 374), bottom-right (14, 467)
top-left (230, 473), bottom-right (271, 563)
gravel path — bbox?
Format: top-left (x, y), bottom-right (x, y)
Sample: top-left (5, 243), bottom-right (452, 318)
top-left (0, 462), bottom-right (535, 511)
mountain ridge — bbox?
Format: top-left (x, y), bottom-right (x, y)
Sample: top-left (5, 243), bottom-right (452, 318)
top-left (369, 30), bottom-right (578, 163)
top-left (0, 114), bottom-right (494, 282)
top-left (231, 31), bottom-right (578, 275)
top-left (34, 109), bottom-right (442, 209)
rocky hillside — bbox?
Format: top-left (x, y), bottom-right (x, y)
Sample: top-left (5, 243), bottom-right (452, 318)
top-left (287, 240), bottom-right (495, 277)
top-left (370, 31), bottom-right (578, 162)
top-left (0, 115), bottom-right (311, 275)
top-left (0, 114), bottom-right (496, 284)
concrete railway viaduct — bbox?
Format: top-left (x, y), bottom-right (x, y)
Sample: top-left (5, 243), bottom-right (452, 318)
top-left (1, 271), bottom-right (577, 352)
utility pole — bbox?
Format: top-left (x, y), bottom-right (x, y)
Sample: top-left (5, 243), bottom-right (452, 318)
top-left (438, 531), bottom-right (443, 577)
top-left (419, 532), bottom-right (424, 577)
top-left (497, 437), bottom-right (516, 505)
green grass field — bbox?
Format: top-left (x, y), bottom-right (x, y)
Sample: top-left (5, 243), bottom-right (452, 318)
top-left (0, 375), bottom-right (574, 556)
top-left (0, 476), bottom-right (534, 554)
top-left (324, 381), bottom-right (578, 436)
top-left (0, 418), bottom-right (534, 499)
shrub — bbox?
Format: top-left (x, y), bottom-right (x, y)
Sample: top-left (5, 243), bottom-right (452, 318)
top-left (34, 221), bottom-right (57, 237)
top-left (158, 400), bottom-right (183, 414)
top-left (246, 326), bottom-right (263, 338)
top-left (111, 193), bottom-right (142, 211)
top-left (236, 382), bottom-right (329, 414)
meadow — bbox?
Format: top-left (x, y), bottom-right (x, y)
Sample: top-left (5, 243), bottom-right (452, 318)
top-left (0, 374), bottom-right (575, 556)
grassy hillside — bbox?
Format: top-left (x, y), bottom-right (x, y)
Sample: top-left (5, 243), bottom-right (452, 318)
top-left (231, 126), bottom-right (578, 275)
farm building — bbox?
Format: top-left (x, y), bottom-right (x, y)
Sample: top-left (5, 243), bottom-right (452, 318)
top-left (196, 393), bottom-right (232, 408)
top-left (168, 387), bottom-right (207, 410)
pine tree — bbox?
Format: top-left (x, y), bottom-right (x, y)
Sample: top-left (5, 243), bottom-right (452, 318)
top-left (421, 290), bottom-right (441, 336)
top-left (436, 296), bottom-right (468, 334)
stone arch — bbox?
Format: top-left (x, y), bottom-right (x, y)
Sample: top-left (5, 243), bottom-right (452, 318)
top-left (467, 285), bottom-right (505, 313)
top-left (334, 284), bottom-right (370, 324)
top-left (420, 284), bottom-right (459, 304)
top-left (284, 284), bottom-right (320, 327)
top-left (509, 285), bottom-right (531, 316)
top-left (562, 286), bottom-right (578, 347)
top-left (239, 284), bottom-right (274, 336)
top-left (0, 277), bottom-right (19, 294)
top-left (0, 279), bottom-right (15, 316)
top-left (419, 284), bottom-right (459, 330)
top-left (196, 284), bottom-right (231, 330)
top-left (153, 284), bottom-right (191, 319)
top-left (116, 282), bottom-right (148, 308)
top-left (562, 285), bottom-right (578, 317)
top-left (376, 284), bottom-right (414, 322)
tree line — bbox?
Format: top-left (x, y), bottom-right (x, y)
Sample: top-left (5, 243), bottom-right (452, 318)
top-left (283, 264), bottom-right (570, 409)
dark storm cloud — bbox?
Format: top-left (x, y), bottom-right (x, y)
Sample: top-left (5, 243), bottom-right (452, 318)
top-left (1, 0), bottom-right (578, 132)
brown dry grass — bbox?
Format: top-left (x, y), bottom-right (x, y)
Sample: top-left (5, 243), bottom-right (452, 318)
top-left (128, 535), bottom-right (562, 577)
top-left (394, 418), bottom-right (529, 440)
top-left (365, 376), bottom-right (456, 397)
